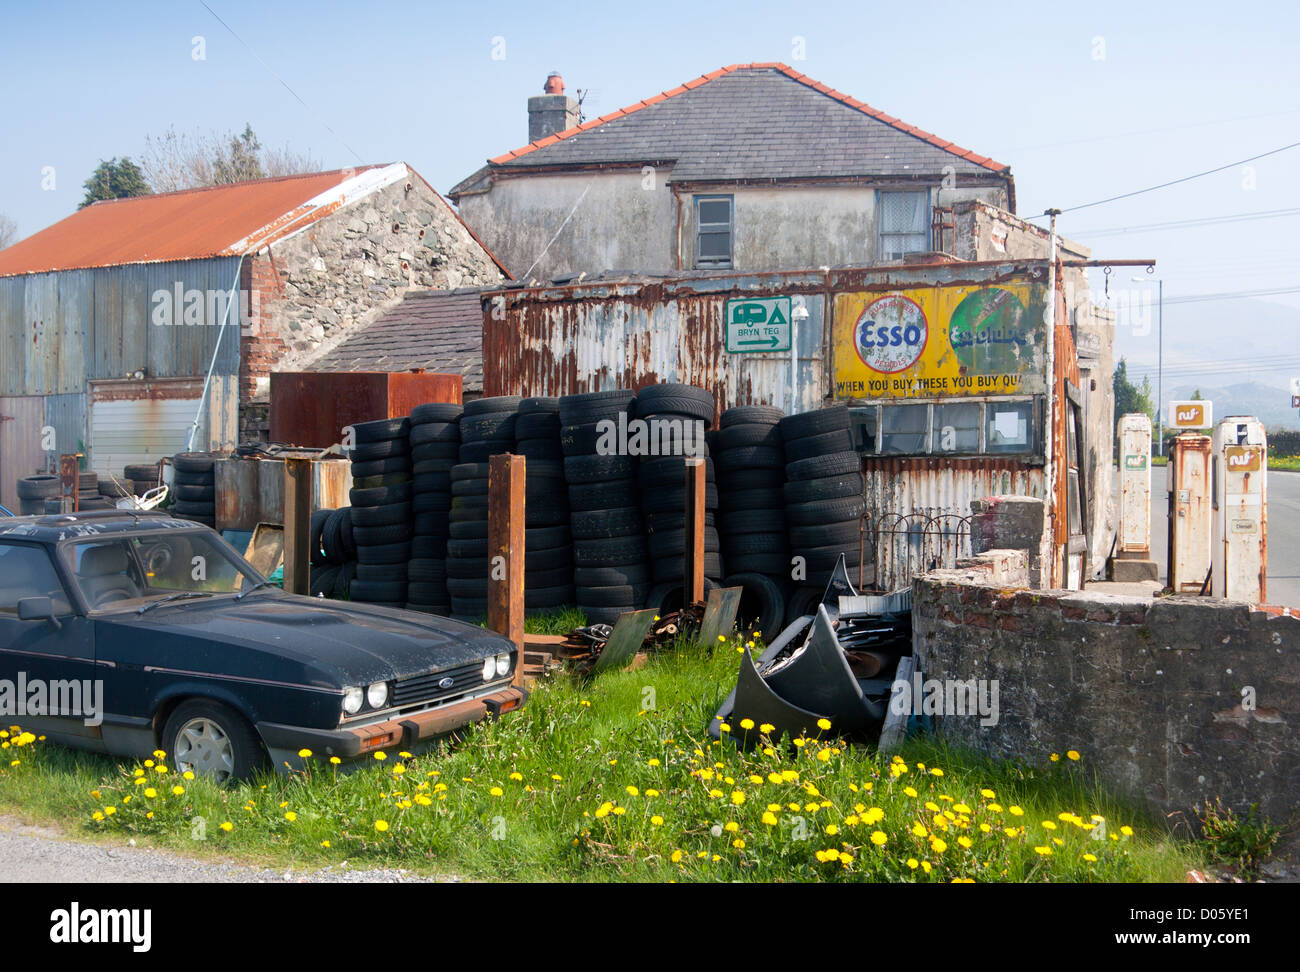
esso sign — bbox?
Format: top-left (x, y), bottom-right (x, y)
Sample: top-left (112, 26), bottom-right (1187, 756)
top-left (854, 295), bottom-right (928, 373)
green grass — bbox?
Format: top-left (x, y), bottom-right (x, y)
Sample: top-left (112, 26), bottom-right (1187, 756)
top-left (1270, 454), bottom-right (1300, 472)
top-left (0, 637), bottom-right (1204, 882)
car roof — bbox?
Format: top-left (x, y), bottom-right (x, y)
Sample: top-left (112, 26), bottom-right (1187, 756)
top-left (0, 510), bottom-right (208, 543)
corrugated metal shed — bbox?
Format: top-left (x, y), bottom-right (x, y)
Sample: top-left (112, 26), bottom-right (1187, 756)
top-left (0, 257), bottom-right (242, 397)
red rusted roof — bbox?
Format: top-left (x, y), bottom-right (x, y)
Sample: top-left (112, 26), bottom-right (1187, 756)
top-left (0, 166), bottom-right (387, 277)
top-left (487, 62), bottom-right (1009, 173)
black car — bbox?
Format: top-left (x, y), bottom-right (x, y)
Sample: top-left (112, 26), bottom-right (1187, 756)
top-left (0, 511), bottom-right (525, 781)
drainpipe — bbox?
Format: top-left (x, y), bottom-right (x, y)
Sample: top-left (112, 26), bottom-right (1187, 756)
top-left (186, 253), bottom-right (246, 453)
top-left (1043, 209), bottom-right (1060, 586)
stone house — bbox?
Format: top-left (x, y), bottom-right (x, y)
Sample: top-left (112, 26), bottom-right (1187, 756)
top-left (450, 63), bottom-right (1070, 281)
top-left (0, 163), bottom-right (504, 507)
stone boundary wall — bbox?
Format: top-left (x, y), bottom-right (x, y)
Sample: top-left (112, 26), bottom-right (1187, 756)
top-left (913, 556), bottom-right (1300, 832)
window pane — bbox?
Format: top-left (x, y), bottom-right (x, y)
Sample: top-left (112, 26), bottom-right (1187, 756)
top-left (0, 544), bottom-right (71, 615)
top-left (932, 403), bottom-right (980, 453)
top-left (985, 402), bottom-right (1034, 453)
top-left (879, 191), bottom-right (928, 234)
top-left (880, 404), bottom-right (930, 455)
top-left (698, 199), bottom-right (731, 225)
top-left (698, 232), bottom-right (731, 259)
top-left (850, 407), bottom-right (878, 453)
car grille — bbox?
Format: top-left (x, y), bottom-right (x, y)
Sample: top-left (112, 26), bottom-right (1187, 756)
top-left (391, 661), bottom-right (486, 708)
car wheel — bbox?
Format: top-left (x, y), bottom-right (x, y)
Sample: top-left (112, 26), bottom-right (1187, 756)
top-left (163, 700), bottom-right (265, 783)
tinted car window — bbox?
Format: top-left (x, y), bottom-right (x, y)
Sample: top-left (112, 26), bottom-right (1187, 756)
top-left (65, 532), bottom-right (262, 609)
top-left (0, 543), bottom-right (71, 616)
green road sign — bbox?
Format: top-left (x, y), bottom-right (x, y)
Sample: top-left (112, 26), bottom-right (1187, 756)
top-left (725, 297), bottom-right (793, 353)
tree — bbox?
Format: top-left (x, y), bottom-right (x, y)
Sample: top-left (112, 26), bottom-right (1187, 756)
top-left (141, 123), bottom-right (320, 192)
top-left (0, 213), bottom-right (17, 250)
top-left (1191, 388), bottom-right (1203, 400)
top-left (80, 157), bottom-right (152, 208)
top-left (1113, 357), bottom-right (1154, 420)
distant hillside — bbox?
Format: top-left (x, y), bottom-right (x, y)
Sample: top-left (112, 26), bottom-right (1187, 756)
top-left (1164, 381), bottom-right (1299, 431)
top-left (1112, 295), bottom-right (1299, 431)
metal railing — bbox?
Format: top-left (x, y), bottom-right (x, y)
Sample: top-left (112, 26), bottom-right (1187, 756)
top-left (858, 512), bottom-right (972, 592)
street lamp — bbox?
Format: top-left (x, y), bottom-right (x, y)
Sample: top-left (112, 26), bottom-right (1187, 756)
top-left (1132, 275), bottom-right (1164, 456)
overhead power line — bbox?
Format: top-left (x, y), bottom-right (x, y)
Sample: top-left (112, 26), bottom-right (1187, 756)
top-left (1072, 207), bottom-right (1300, 238)
top-left (1034, 138), bottom-right (1300, 217)
top-left (198, 1), bottom-right (365, 165)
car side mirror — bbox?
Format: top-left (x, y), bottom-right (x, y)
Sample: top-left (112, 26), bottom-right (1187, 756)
top-left (17, 596), bottom-right (61, 629)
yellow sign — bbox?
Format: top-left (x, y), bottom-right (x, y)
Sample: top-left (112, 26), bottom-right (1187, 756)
top-left (833, 280), bottom-right (1048, 399)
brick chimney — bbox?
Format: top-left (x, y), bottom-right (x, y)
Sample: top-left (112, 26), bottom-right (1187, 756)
top-left (528, 72), bottom-right (580, 142)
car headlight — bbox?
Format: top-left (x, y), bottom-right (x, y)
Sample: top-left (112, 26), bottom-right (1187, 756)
top-left (367, 681), bottom-right (389, 709)
top-left (495, 652), bottom-right (511, 677)
top-left (342, 686), bottom-right (364, 715)
top-left (482, 657), bottom-right (496, 681)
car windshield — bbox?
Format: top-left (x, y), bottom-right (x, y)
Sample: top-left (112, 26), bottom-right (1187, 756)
top-left (63, 531), bottom-right (267, 611)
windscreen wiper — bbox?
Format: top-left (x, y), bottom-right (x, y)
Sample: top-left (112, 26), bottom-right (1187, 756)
top-left (137, 591), bottom-right (215, 614)
top-left (234, 580), bottom-right (276, 600)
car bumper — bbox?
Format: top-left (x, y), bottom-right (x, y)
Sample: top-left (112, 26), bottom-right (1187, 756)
top-left (257, 685), bottom-right (527, 769)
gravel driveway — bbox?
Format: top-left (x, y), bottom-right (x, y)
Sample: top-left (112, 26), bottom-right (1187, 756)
top-left (0, 814), bottom-right (455, 883)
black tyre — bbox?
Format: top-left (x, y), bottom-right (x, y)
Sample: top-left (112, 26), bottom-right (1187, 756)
top-left (721, 487), bottom-right (785, 512)
top-left (172, 452), bottom-right (220, 474)
top-left (564, 454), bottom-right (637, 483)
top-left (350, 438), bottom-right (408, 462)
top-left (351, 578), bottom-right (409, 602)
top-left (573, 535), bottom-right (647, 567)
top-left (124, 463), bottom-right (162, 482)
top-left (459, 410), bottom-right (516, 442)
top-left (351, 455), bottom-right (411, 479)
top-left (721, 405), bottom-right (785, 428)
top-left (638, 456), bottom-right (715, 487)
top-left (778, 405), bottom-right (850, 441)
top-left (788, 520), bottom-right (864, 548)
top-left (409, 422), bottom-right (461, 447)
top-left (350, 501), bottom-right (410, 528)
top-left (458, 441), bottom-right (512, 463)
top-left (640, 483), bottom-right (718, 514)
top-left (716, 445), bottom-right (783, 471)
top-left (644, 578), bottom-right (719, 616)
top-left (309, 509), bottom-right (332, 566)
top-left (725, 573), bottom-right (787, 640)
top-left (463, 395), bottom-right (522, 416)
top-left (162, 699), bottom-right (265, 783)
top-left (574, 564), bottom-right (651, 587)
top-left (781, 428), bottom-right (855, 462)
top-left (16, 475), bottom-right (60, 499)
top-left (174, 483), bottom-right (216, 503)
top-left (350, 417), bottom-right (409, 443)
top-left (718, 422), bottom-right (783, 450)
top-left (566, 480), bottom-right (640, 511)
top-left (724, 552), bottom-right (791, 575)
top-left (350, 481), bottom-right (413, 508)
top-left (633, 384), bottom-right (715, 424)
top-left (357, 541), bottom-right (412, 565)
top-left (515, 412), bottom-right (561, 439)
top-left (570, 506), bottom-right (643, 540)
top-left (785, 495), bottom-right (867, 526)
top-left (782, 473), bottom-right (865, 505)
top-left (352, 522), bottom-right (412, 546)
top-left (574, 584), bottom-right (648, 608)
top-left (410, 402), bottom-right (463, 425)
top-left (558, 389), bottom-right (636, 425)
top-left (785, 452), bottom-right (860, 482)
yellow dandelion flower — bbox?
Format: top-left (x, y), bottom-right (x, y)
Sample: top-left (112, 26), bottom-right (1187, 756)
top-left (373, 751), bottom-right (387, 761)
top-left (1034, 845), bottom-right (1052, 856)
top-left (219, 821), bottom-right (233, 832)
top-left (651, 815), bottom-right (664, 826)
top-left (816, 718), bottom-right (832, 731)
top-left (1067, 750), bottom-right (1080, 761)
top-left (284, 811), bottom-right (297, 822)
top-left (739, 718), bottom-right (754, 730)
top-left (298, 748), bottom-right (313, 758)
top-left (489, 786), bottom-right (503, 797)
top-left (374, 820), bottom-right (389, 832)
top-left (1009, 805), bottom-right (1024, 816)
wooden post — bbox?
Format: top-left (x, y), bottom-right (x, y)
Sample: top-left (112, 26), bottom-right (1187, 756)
top-left (59, 454), bottom-right (79, 513)
top-left (283, 457), bottom-right (312, 595)
top-left (488, 453), bottom-right (526, 684)
top-left (684, 456), bottom-right (706, 604)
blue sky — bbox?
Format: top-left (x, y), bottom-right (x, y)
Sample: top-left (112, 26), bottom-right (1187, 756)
top-left (2, 0), bottom-right (1298, 396)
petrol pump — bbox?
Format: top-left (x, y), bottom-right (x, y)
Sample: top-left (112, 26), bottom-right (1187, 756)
top-left (1211, 416), bottom-right (1267, 603)
top-left (1167, 432), bottom-right (1212, 593)
top-left (1111, 413), bottom-right (1158, 582)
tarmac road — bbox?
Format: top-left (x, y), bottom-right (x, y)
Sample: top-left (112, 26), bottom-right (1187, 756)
top-left (1135, 467), bottom-right (1299, 608)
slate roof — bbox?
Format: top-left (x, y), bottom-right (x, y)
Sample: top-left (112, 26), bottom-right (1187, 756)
top-left (308, 289), bottom-right (485, 391)
top-left (452, 63), bottom-right (1008, 195)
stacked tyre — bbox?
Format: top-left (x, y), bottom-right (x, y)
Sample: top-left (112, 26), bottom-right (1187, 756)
top-left (406, 402), bottom-right (462, 615)
top-left (716, 404), bottom-right (791, 638)
top-left (15, 475), bottom-right (59, 515)
top-left (514, 397), bottom-right (574, 615)
top-left (310, 507), bottom-right (358, 598)
top-left (126, 462), bottom-right (162, 497)
top-left (446, 396), bottom-right (518, 619)
top-left (170, 455), bottom-right (219, 525)
top-left (635, 383), bottom-right (723, 613)
top-left (560, 390), bottom-right (648, 625)
top-left (779, 404), bottom-right (866, 620)
top-left (347, 418), bottom-right (413, 607)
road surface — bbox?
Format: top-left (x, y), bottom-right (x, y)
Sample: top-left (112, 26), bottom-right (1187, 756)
top-left (0, 814), bottom-right (453, 883)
